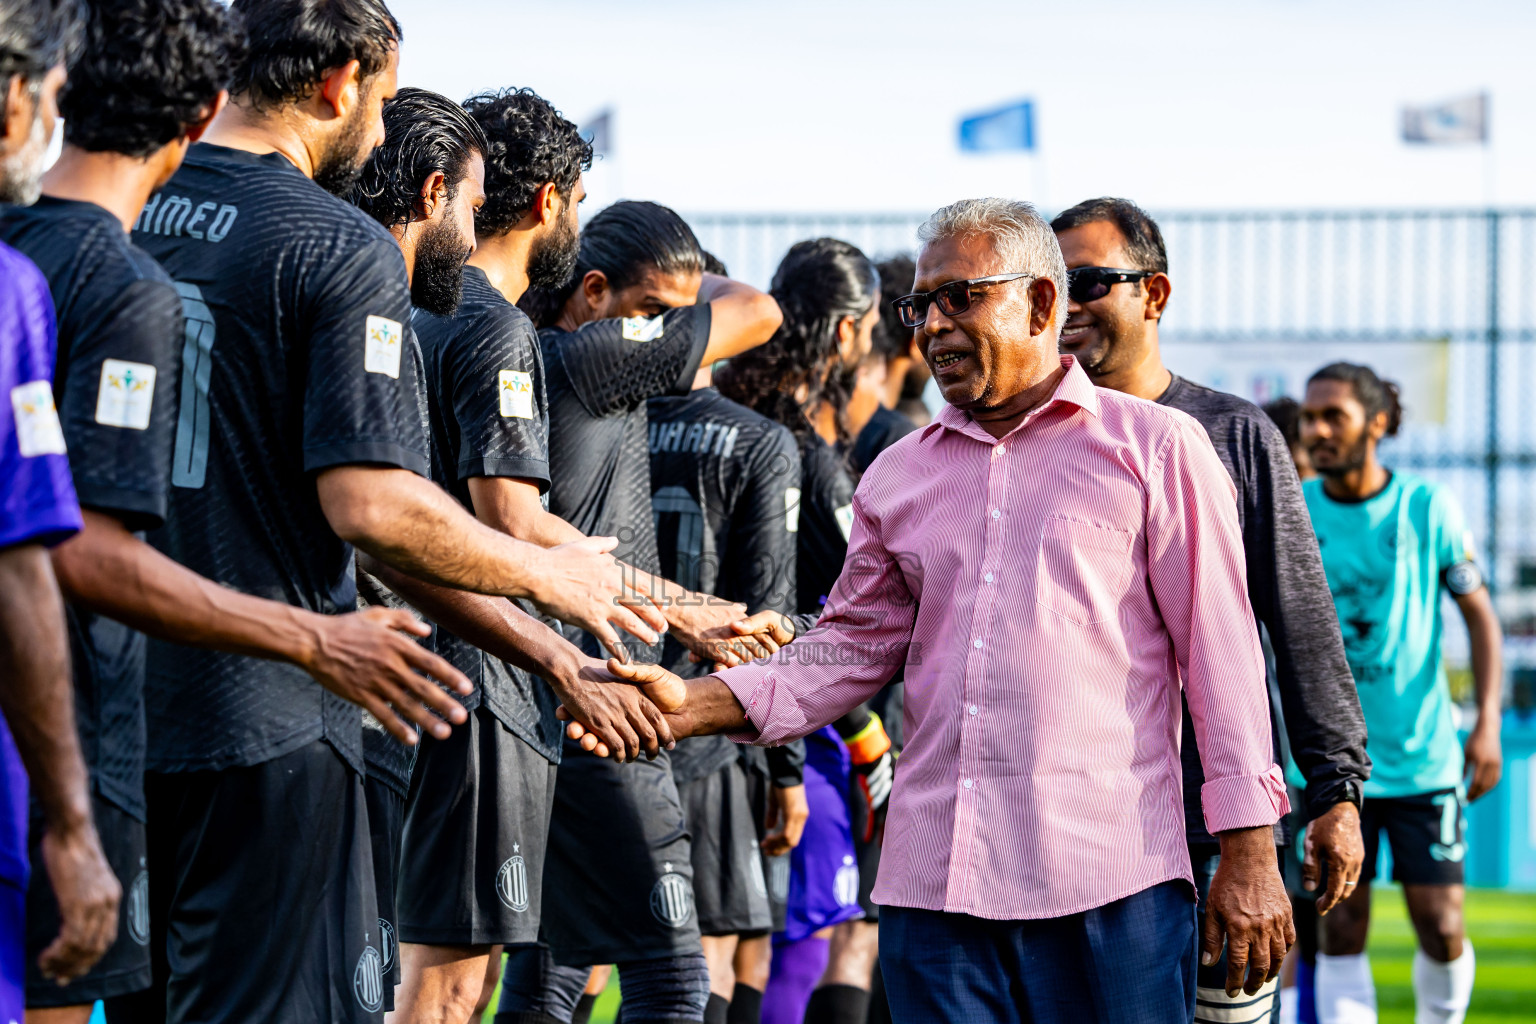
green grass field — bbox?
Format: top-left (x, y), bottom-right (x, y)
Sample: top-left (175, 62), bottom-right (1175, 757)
top-left (1368, 887), bottom-right (1536, 1023)
top-left (482, 888), bottom-right (1536, 1023)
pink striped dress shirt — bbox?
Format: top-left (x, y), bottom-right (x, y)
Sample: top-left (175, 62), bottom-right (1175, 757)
top-left (717, 355), bottom-right (1287, 921)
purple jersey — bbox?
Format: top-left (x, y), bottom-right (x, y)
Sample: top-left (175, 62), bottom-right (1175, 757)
top-left (0, 240), bottom-right (82, 890)
top-left (779, 725), bottom-right (864, 942)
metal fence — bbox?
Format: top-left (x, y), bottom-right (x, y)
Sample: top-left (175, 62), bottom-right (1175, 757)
top-left (690, 209), bottom-right (1536, 685)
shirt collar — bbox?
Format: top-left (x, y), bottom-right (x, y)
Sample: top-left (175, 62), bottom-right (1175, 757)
top-left (931, 354), bottom-right (1100, 444)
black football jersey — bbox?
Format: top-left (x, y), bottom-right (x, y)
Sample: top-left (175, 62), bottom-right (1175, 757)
top-left (132, 143), bottom-right (430, 774)
top-left (797, 436), bottom-right (855, 616)
top-left (648, 387), bottom-right (800, 782)
top-left (541, 304), bottom-right (710, 660)
top-left (413, 266), bottom-right (561, 762)
top-left (0, 196), bottom-right (183, 817)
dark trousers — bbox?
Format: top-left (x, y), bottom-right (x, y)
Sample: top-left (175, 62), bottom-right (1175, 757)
top-left (878, 880), bottom-right (1198, 1024)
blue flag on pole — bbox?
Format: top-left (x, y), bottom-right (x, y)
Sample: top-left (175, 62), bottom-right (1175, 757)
top-left (958, 100), bottom-right (1036, 153)
top-left (1401, 93), bottom-right (1487, 145)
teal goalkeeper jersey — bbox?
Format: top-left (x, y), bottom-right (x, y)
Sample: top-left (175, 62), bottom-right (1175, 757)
top-left (1303, 473), bottom-right (1475, 798)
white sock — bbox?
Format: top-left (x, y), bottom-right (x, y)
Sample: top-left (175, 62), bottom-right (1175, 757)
top-left (1279, 986), bottom-right (1299, 1024)
top-left (1315, 953), bottom-right (1377, 1024)
top-left (1413, 940), bottom-right (1475, 1024)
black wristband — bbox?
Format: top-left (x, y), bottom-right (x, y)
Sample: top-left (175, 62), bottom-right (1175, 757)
top-left (1305, 778), bottom-right (1363, 821)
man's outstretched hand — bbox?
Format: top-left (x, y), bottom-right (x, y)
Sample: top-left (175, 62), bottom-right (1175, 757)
top-left (1205, 825), bottom-right (1295, 997)
top-left (527, 536), bottom-right (670, 663)
top-left (671, 603), bottom-right (793, 668)
top-left (686, 609), bottom-right (798, 670)
top-left (551, 658), bottom-right (681, 763)
top-left (559, 660), bottom-right (754, 761)
top-left (302, 606), bottom-right (473, 744)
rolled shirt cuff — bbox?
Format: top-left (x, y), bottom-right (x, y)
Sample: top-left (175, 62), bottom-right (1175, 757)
top-left (1200, 762), bottom-right (1290, 834)
top-left (717, 664), bottom-right (809, 747)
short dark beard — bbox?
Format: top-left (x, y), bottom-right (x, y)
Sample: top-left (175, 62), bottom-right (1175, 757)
top-left (1313, 435), bottom-right (1371, 479)
top-left (313, 104), bottom-right (374, 197)
top-left (526, 210), bottom-right (579, 289)
top-left (411, 218), bottom-right (473, 316)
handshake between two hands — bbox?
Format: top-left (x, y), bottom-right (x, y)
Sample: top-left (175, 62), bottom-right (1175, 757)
top-left (554, 608), bottom-right (793, 762)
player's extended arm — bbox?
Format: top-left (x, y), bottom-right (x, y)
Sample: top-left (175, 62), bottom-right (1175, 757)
top-left (697, 273), bottom-right (783, 365)
top-left (1455, 586), bottom-right (1503, 801)
top-left (316, 465), bottom-right (667, 661)
top-left (594, 667), bottom-right (751, 742)
top-left (0, 543), bottom-right (119, 984)
top-left (465, 476), bottom-right (775, 666)
top-left (51, 510), bottom-right (472, 743)
top-left (582, 492), bottom-right (914, 752)
top-left (357, 553), bottom-right (681, 762)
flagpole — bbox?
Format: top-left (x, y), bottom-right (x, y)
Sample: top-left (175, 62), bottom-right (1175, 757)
top-left (1481, 91), bottom-right (1493, 210)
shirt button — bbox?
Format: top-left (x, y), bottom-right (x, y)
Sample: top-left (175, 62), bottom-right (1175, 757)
top-left (984, 572), bottom-right (994, 584)
top-left (991, 508), bottom-right (1001, 519)
top-left (994, 444), bottom-right (1006, 455)
top-left (963, 778), bottom-right (974, 789)
top-left (973, 639), bottom-right (983, 649)
top-left (969, 705), bottom-right (978, 715)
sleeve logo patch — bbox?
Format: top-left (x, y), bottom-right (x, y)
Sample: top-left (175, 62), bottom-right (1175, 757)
top-left (10, 380), bottom-right (67, 457)
top-left (834, 502), bottom-right (855, 541)
top-left (95, 359), bottom-right (157, 430)
top-left (499, 369), bottom-right (534, 419)
top-left (784, 487), bottom-right (801, 533)
top-left (621, 316), bottom-right (666, 343)
top-left (364, 315), bottom-right (403, 378)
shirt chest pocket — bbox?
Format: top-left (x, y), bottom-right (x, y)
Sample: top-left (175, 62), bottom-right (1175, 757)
top-left (1035, 516), bottom-right (1136, 627)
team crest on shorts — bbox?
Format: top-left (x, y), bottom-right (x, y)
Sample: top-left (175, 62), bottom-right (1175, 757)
top-left (127, 862), bottom-right (151, 945)
top-left (834, 855), bottom-right (860, 908)
top-left (769, 856), bottom-right (791, 902)
top-left (497, 850), bottom-right (530, 912)
top-left (650, 863), bottom-right (693, 928)
top-left (354, 944), bottom-right (384, 1012)
top-left (378, 917), bottom-right (396, 972)
top-left (749, 854), bottom-right (768, 899)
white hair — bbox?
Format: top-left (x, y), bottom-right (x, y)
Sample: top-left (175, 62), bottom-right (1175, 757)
top-left (917, 198), bottom-right (1068, 333)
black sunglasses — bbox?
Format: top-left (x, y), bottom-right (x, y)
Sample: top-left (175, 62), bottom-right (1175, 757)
top-left (893, 273), bottom-right (1034, 328)
top-left (1067, 267), bottom-right (1153, 304)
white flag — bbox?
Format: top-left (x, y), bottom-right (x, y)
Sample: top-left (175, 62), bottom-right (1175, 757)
top-left (1401, 93), bottom-right (1487, 145)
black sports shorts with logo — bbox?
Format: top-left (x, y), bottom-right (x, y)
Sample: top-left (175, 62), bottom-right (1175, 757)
top-left (107, 740), bottom-right (385, 1024)
top-left (363, 774), bottom-right (403, 1010)
top-left (396, 706), bottom-right (557, 946)
top-left (678, 760), bottom-right (772, 937)
top-left (1361, 787), bottom-right (1468, 886)
top-left (539, 741), bottom-right (702, 965)
top-left (27, 794), bottom-right (152, 1006)
top-left (741, 757), bottom-right (789, 933)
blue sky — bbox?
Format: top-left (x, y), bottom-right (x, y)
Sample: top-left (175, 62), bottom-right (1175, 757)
top-left (389, 0), bottom-right (1536, 216)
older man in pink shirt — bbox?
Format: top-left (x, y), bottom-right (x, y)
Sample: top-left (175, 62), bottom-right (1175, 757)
top-left (603, 198), bottom-right (1293, 1024)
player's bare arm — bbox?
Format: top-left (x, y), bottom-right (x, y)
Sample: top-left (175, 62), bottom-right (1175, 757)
top-left (560, 662), bottom-right (749, 755)
top-left (52, 510), bottom-right (472, 744)
top-left (697, 272), bottom-right (784, 365)
top-left (1455, 585), bottom-right (1503, 801)
top-left (466, 475), bottom-right (781, 666)
top-left (358, 553), bottom-right (682, 763)
top-left (0, 543), bottom-right (119, 983)
top-left (316, 465), bottom-right (668, 660)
